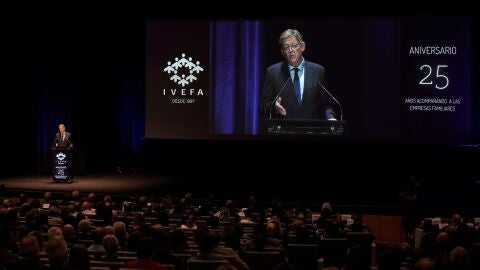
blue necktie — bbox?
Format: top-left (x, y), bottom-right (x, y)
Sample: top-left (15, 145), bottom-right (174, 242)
top-left (293, 68), bottom-right (301, 104)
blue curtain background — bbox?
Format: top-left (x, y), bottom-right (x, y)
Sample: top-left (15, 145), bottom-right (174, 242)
top-left (34, 39), bottom-right (73, 174)
top-left (29, 20), bottom-right (146, 174)
top-left (210, 21), bottom-right (264, 135)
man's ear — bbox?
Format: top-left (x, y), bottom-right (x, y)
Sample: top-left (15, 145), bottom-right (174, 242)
top-left (300, 41), bottom-right (306, 52)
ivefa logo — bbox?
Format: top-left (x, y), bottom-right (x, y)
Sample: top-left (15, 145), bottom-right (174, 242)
top-left (162, 53), bottom-right (204, 100)
top-left (56, 153), bottom-right (66, 161)
top-left (164, 53), bottom-right (204, 86)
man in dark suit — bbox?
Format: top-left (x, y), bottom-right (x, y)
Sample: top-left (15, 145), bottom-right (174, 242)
top-left (53, 123), bottom-right (73, 148)
top-left (260, 29), bottom-right (337, 120)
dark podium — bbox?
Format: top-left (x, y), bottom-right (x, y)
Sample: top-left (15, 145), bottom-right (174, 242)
top-left (51, 147), bottom-right (73, 183)
top-left (266, 119), bottom-right (348, 135)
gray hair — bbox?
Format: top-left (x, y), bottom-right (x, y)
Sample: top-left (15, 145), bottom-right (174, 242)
top-left (279, 29), bottom-right (303, 45)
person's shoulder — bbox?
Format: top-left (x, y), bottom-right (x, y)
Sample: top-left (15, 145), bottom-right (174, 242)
top-left (305, 60), bottom-right (324, 71)
top-left (266, 61), bottom-right (285, 71)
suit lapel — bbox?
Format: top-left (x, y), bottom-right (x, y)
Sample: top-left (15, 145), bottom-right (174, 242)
top-left (281, 62), bottom-right (290, 83)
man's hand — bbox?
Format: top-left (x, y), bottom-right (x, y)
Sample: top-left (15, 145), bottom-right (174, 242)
top-left (275, 97), bottom-right (287, 116)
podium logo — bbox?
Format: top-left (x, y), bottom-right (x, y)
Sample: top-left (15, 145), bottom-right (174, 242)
top-left (163, 53), bottom-right (204, 87)
top-left (56, 152), bottom-right (66, 161)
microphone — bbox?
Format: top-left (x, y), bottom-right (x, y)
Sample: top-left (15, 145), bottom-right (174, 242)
top-left (269, 76), bottom-right (292, 119)
top-left (318, 81), bottom-right (343, 121)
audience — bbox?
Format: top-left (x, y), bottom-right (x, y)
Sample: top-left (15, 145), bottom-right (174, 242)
top-left (0, 188), bottom-right (479, 270)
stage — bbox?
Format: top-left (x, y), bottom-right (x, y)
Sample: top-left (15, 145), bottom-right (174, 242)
top-left (0, 173), bottom-right (175, 195)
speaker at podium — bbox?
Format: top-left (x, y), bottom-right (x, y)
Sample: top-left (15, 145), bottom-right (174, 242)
top-left (51, 124), bottom-right (74, 183)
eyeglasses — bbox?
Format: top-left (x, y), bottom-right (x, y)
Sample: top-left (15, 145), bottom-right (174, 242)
top-left (281, 43), bottom-right (301, 51)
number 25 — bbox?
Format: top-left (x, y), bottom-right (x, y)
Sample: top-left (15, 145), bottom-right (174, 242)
top-left (419, 65), bottom-right (449, 90)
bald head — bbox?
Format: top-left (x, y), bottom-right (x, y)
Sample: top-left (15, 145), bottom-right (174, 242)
top-left (414, 258), bottom-right (433, 270)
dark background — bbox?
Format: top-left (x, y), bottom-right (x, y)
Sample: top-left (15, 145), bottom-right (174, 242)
top-left (0, 3), bottom-right (478, 211)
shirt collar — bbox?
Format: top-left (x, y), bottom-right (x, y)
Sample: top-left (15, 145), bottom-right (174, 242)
top-left (288, 57), bottom-right (305, 72)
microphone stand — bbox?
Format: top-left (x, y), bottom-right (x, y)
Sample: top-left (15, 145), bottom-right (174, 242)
top-left (269, 76), bottom-right (292, 119)
top-left (318, 81), bottom-right (343, 121)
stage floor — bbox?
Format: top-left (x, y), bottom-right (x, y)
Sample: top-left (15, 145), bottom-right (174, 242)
top-left (0, 173), bottom-right (175, 195)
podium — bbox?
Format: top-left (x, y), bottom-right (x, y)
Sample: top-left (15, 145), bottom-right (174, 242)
top-left (51, 147), bottom-right (73, 183)
top-left (266, 119), bottom-right (348, 135)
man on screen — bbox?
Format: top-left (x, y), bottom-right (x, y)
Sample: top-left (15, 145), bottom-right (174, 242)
top-left (260, 29), bottom-right (337, 120)
top-left (53, 123), bottom-right (73, 148)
